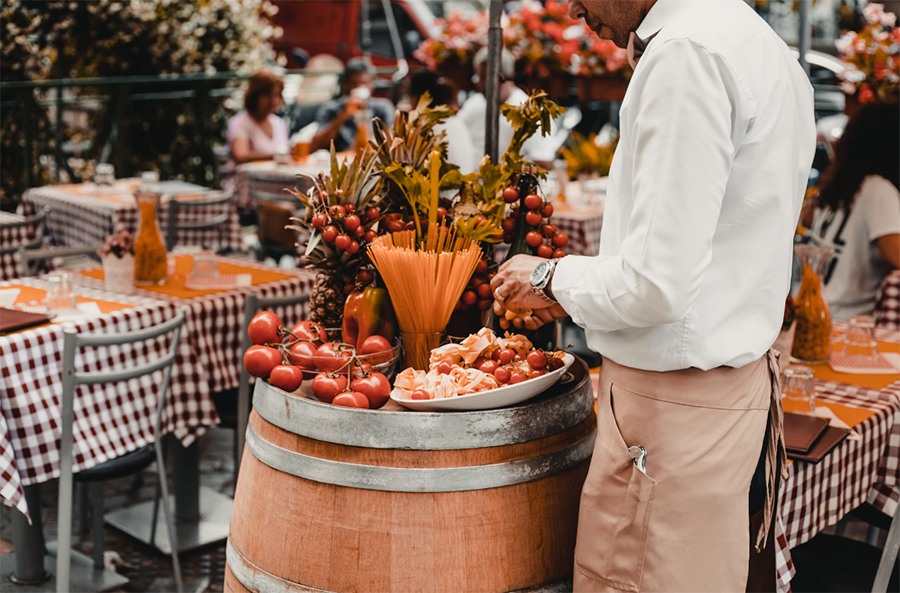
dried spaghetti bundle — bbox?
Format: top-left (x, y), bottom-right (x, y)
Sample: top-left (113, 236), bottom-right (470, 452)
top-left (368, 227), bottom-right (482, 370)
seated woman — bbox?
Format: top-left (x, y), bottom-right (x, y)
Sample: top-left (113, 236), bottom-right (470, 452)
top-left (227, 69), bottom-right (289, 167)
top-left (810, 100), bottom-right (900, 320)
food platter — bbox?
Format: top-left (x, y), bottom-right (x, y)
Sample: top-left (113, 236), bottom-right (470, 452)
top-left (390, 353), bottom-right (575, 411)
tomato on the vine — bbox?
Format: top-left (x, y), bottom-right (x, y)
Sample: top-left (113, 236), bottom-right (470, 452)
top-left (344, 215), bottom-right (361, 232)
top-left (248, 311), bottom-right (282, 345)
top-left (332, 391), bottom-right (370, 408)
top-left (552, 233), bottom-right (569, 248)
top-left (322, 226), bottom-right (338, 243)
top-left (541, 203), bottom-right (554, 217)
top-left (290, 321), bottom-right (328, 345)
top-left (269, 365), bottom-right (303, 392)
top-left (475, 260), bottom-right (489, 274)
top-left (335, 235), bottom-right (352, 250)
top-left (311, 213), bottom-right (328, 229)
top-left (542, 224), bottom-right (557, 238)
top-left (502, 187), bottom-right (519, 203)
top-left (314, 342), bottom-right (353, 371)
top-left (537, 244), bottom-right (554, 259)
top-left (243, 345), bottom-right (282, 379)
top-left (526, 211), bottom-right (543, 227)
top-left (526, 231), bottom-right (543, 248)
top-left (351, 372), bottom-right (391, 408)
top-left (366, 207), bottom-right (380, 220)
top-left (346, 240), bottom-right (360, 255)
top-left (288, 341), bottom-right (318, 373)
top-left (311, 372), bottom-right (348, 403)
top-left (524, 194), bottom-right (542, 211)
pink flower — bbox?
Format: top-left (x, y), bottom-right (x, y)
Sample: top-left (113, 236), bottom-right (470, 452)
top-left (863, 3), bottom-right (885, 25)
top-left (859, 86), bottom-right (875, 102)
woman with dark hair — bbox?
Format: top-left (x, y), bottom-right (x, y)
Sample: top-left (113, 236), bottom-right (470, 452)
top-left (227, 69), bottom-right (289, 166)
top-left (811, 100), bottom-right (900, 320)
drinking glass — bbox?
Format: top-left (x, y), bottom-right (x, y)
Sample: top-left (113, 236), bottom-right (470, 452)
top-left (95, 163), bottom-right (115, 185)
top-left (782, 365), bottom-right (816, 415)
top-left (45, 273), bottom-right (77, 313)
top-left (842, 315), bottom-right (878, 360)
top-left (191, 251), bottom-right (219, 279)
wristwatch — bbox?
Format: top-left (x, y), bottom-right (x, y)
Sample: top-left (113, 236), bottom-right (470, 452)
top-left (530, 259), bottom-right (559, 302)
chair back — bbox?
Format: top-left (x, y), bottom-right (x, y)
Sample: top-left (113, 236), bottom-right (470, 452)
top-left (246, 171), bottom-right (305, 260)
top-left (236, 292), bottom-right (309, 471)
top-left (873, 505), bottom-right (900, 593)
top-left (165, 191), bottom-right (234, 252)
top-left (56, 308), bottom-right (187, 591)
top-left (18, 245), bottom-right (103, 277)
top-left (1, 207), bottom-right (50, 281)
top-left (245, 169), bottom-right (306, 204)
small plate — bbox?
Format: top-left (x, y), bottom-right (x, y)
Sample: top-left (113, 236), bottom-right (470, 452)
top-left (390, 353), bottom-right (575, 412)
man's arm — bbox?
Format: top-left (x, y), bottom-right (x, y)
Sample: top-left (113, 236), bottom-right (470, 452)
top-left (311, 102), bottom-right (352, 153)
top-left (552, 39), bottom-right (744, 332)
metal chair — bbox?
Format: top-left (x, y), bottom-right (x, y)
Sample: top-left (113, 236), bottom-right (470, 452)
top-left (57, 308), bottom-right (188, 593)
top-left (1, 208), bottom-right (50, 280)
top-left (18, 245), bottom-right (103, 277)
top-left (0, 207), bottom-right (49, 256)
top-left (244, 170), bottom-right (306, 262)
top-left (165, 190), bottom-right (235, 253)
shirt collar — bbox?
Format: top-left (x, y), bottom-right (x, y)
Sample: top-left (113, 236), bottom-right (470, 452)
top-left (634, 0), bottom-right (692, 43)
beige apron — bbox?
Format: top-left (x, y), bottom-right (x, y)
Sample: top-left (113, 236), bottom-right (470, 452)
top-left (573, 350), bottom-right (786, 593)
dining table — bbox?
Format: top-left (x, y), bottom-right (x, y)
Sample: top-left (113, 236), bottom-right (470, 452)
top-left (20, 179), bottom-right (243, 254)
top-left (773, 322), bottom-right (900, 592)
top-left (0, 212), bottom-right (38, 282)
top-left (875, 270), bottom-right (900, 331)
top-left (233, 156), bottom-right (329, 211)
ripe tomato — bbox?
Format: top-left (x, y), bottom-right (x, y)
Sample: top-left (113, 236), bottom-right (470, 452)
top-left (536, 244), bottom-right (554, 259)
top-left (553, 249), bottom-right (566, 259)
top-left (411, 389), bottom-right (432, 400)
top-left (547, 357), bottom-right (566, 371)
top-left (334, 234), bottom-right (352, 250)
top-left (343, 203), bottom-right (355, 214)
top-left (524, 194), bottom-right (542, 211)
top-left (527, 350), bottom-right (547, 370)
top-left (436, 207), bottom-right (448, 221)
top-left (501, 217), bottom-right (516, 232)
top-left (498, 348), bottom-right (516, 365)
top-left (358, 335), bottom-right (393, 365)
top-left (364, 229), bottom-right (378, 243)
top-left (383, 220), bottom-right (404, 233)
top-left (314, 342), bottom-right (353, 372)
top-left (268, 365), bottom-right (304, 392)
top-left (328, 205), bottom-right (346, 218)
top-left (461, 290), bottom-right (477, 306)
top-left (526, 231), bottom-right (543, 248)
top-left (437, 361), bottom-right (453, 375)
top-left (514, 353), bottom-right (524, 362)
top-left (494, 366), bottom-right (511, 383)
top-left (491, 349), bottom-right (501, 361)
top-left (243, 345), bottom-right (282, 379)
top-left (502, 187), bottom-right (520, 203)
top-left (510, 371), bottom-right (527, 384)
top-left (311, 373), bottom-right (348, 404)
top-left (322, 225), bottom-right (338, 243)
top-left (478, 359), bottom-right (498, 375)
top-left (354, 226), bottom-right (367, 239)
top-left (248, 311), bottom-right (282, 345)
top-left (542, 224), bottom-right (557, 238)
top-left (366, 207), bottom-right (380, 220)
top-left (477, 298), bottom-right (493, 311)
top-left (346, 240), bottom-right (360, 255)
top-left (344, 215), bottom-right (361, 232)
top-left (351, 372), bottom-right (391, 408)
top-left (473, 356), bottom-right (490, 369)
top-left (541, 203), bottom-right (554, 217)
top-left (311, 213), bottom-right (328, 229)
top-left (531, 370), bottom-right (545, 378)
top-left (475, 260), bottom-right (489, 274)
top-left (291, 321), bottom-right (328, 344)
top-left (332, 392), bottom-right (370, 409)
top-left (552, 233), bottom-right (569, 248)
top-left (526, 211), bottom-right (543, 227)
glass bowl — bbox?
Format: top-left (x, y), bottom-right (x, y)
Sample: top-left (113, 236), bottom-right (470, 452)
top-left (287, 327), bottom-right (402, 381)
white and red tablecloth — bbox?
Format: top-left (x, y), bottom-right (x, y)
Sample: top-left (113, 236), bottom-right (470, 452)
top-left (233, 160), bottom-right (321, 211)
top-left (20, 180), bottom-right (243, 255)
top-left (0, 212), bottom-right (41, 282)
top-left (774, 323), bottom-right (900, 592)
top-left (554, 206), bottom-right (604, 257)
top-left (874, 270), bottom-right (900, 331)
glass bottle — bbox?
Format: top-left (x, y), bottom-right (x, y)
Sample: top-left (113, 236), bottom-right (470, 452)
top-left (790, 243), bottom-right (834, 364)
top-left (133, 189), bottom-right (168, 286)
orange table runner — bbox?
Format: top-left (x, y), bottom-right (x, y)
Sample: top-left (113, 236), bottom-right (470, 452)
top-left (781, 398), bottom-right (877, 429)
top-left (79, 255), bottom-right (297, 299)
top-left (2, 284), bottom-right (137, 334)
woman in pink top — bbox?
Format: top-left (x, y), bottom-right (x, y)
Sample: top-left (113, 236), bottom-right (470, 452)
top-left (227, 69), bottom-right (289, 166)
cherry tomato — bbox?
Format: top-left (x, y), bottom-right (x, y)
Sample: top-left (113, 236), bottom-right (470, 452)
top-left (526, 211), bottom-right (543, 227)
top-left (343, 203), bottom-right (355, 214)
top-left (346, 240), bottom-right (360, 255)
top-left (502, 187), bottom-right (520, 203)
top-left (290, 321), bottom-right (328, 344)
top-left (476, 283), bottom-right (492, 299)
top-left (477, 298), bottom-right (493, 311)
top-left (328, 205), bottom-right (345, 218)
top-left (243, 345), bottom-right (282, 379)
top-left (311, 213), bottom-right (328, 229)
top-left (436, 207), bottom-right (448, 221)
top-left (334, 234), bottom-right (352, 250)
top-left (358, 335), bottom-right (393, 365)
top-left (366, 207), bottom-right (380, 220)
top-left (478, 359), bottom-right (499, 375)
top-left (501, 217), bottom-right (516, 232)
top-left (526, 231), bottom-right (543, 248)
top-left (527, 350), bottom-right (547, 370)
top-left (547, 357), bottom-right (566, 371)
top-left (494, 366), bottom-right (511, 383)
top-left (553, 249), bottom-right (566, 259)
top-left (537, 244), bottom-right (554, 259)
top-left (350, 362), bottom-right (373, 379)
top-left (514, 353), bottom-right (524, 362)
top-left (311, 373), bottom-right (348, 403)
top-left (474, 215), bottom-right (487, 228)
top-left (541, 203), bottom-right (554, 217)
top-left (475, 260), bottom-right (489, 274)
top-left (510, 371), bottom-right (527, 384)
top-left (332, 392), bottom-right (370, 409)
top-left (364, 229), bottom-right (378, 243)
top-left (437, 361), bottom-right (453, 375)
top-left (498, 348), bottom-right (516, 365)
top-left (287, 341), bottom-right (318, 371)
top-left (268, 365), bottom-right (303, 392)
top-left (314, 342), bottom-right (353, 371)
top-left (462, 290), bottom-right (477, 306)
top-left (524, 194), bottom-right (542, 211)
top-left (552, 233), bottom-right (569, 248)
top-left (411, 389), bottom-right (432, 400)
top-left (351, 372), bottom-right (391, 408)
top-left (343, 215), bottom-right (361, 232)
top-left (491, 349), bottom-right (501, 361)
top-left (248, 311), bottom-right (282, 345)
top-left (317, 191), bottom-right (328, 204)
top-left (354, 226), bottom-right (367, 239)
top-left (531, 370), bottom-right (545, 378)
top-left (542, 224), bottom-right (557, 238)
top-left (322, 225), bottom-right (338, 243)
top-left (358, 269), bottom-right (374, 284)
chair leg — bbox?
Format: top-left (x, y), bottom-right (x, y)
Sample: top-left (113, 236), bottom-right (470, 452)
top-left (149, 480), bottom-right (161, 547)
top-left (154, 446), bottom-right (183, 593)
top-left (90, 482), bottom-right (105, 571)
top-left (867, 525), bottom-right (881, 546)
top-left (76, 483), bottom-right (89, 536)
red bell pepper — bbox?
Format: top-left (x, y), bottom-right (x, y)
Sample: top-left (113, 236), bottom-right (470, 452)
top-left (341, 287), bottom-right (398, 348)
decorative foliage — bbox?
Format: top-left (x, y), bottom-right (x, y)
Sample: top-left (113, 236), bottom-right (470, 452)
top-left (561, 132), bottom-right (618, 180)
top-left (413, 10), bottom-right (492, 70)
top-left (836, 3), bottom-right (900, 103)
top-left (98, 230), bottom-right (135, 259)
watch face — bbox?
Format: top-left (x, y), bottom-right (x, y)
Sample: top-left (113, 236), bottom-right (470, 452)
top-left (531, 262), bottom-right (549, 287)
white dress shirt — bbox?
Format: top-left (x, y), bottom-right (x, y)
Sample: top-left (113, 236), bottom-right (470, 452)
top-left (552, 0), bottom-right (816, 371)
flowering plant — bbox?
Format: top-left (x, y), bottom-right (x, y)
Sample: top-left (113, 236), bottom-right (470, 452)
top-left (561, 132), bottom-right (618, 180)
top-left (414, 10), bottom-right (490, 70)
top-left (99, 230), bottom-right (135, 259)
top-left (835, 3), bottom-right (900, 103)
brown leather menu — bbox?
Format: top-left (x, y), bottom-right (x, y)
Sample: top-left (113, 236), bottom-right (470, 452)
top-left (0, 308), bottom-right (50, 334)
top-left (783, 412), bottom-right (830, 454)
top-left (787, 426), bottom-right (850, 464)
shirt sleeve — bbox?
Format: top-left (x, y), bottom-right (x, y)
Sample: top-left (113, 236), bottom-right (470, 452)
top-left (552, 39), bottom-right (745, 332)
top-left (860, 176), bottom-right (900, 241)
top-left (227, 113), bottom-right (250, 141)
top-left (315, 101), bottom-right (341, 126)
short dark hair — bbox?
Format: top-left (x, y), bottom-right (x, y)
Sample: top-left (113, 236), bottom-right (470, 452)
top-left (244, 69), bottom-right (284, 113)
top-left (345, 58), bottom-right (375, 80)
top-left (409, 72), bottom-right (455, 107)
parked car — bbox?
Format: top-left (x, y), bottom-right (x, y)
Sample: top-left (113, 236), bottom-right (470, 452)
top-left (790, 48), bottom-right (847, 120)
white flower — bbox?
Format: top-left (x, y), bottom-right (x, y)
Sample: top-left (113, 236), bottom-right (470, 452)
top-left (863, 3), bottom-right (885, 25)
top-left (835, 30), bottom-right (857, 54)
top-left (882, 11), bottom-right (897, 27)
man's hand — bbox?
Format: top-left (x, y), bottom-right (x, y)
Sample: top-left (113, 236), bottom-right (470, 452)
top-left (490, 254), bottom-right (569, 330)
top-left (494, 301), bottom-right (568, 331)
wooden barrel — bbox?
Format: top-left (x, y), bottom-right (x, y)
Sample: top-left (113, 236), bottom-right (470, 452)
top-left (225, 359), bottom-right (595, 593)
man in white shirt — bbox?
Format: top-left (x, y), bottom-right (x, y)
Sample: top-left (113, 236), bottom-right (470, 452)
top-left (456, 47), bottom-right (563, 166)
top-left (490, 0), bottom-right (816, 589)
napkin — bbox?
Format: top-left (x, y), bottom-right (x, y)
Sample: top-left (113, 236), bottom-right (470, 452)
top-left (828, 351), bottom-right (900, 374)
top-left (0, 288), bottom-right (21, 308)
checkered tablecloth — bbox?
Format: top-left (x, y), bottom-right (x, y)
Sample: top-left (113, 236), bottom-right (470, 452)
top-left (233, 161), bottom-right (320, 211)
top-left (552, 207), bottom-right (604, 257)
top-left (0, 212), bottom-right (41, 282)
top-left (874, 271), bottom-right (900, 331)
top-left (774, 324), bottom-right (900, 592)
top-left (20, 181), bottom-right (243, 255)
top-left (0, 279), bottom-right (220, 520)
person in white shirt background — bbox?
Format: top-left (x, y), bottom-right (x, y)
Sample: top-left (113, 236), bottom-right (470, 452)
top-left (226, 69), bottom-right (289, 168)
top-left (407, 72), bottom-right (479, 175)
top-left (456, 47), bottom-right (563, 167)
top-left (809, 101), bottom-right (900, 320)
top-left (490, 0), bottom-right (816, 590)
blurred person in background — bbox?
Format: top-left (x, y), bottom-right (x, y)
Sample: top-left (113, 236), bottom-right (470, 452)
top-left (311, 58), bottom-right (395, 152)
top-left (408, 71), bottom-right (478, 175)
top-left (456, 47), bottom-right (562, 168)
top-left (810, 101), bottom-right (900, 320)
top-left (227, 69), bottom-right (289, 166)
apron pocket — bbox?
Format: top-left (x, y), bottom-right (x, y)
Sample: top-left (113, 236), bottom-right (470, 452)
top-left (575, 381), bottom-right (658, 592)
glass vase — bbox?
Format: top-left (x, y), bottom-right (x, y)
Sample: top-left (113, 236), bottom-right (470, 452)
top-left (133, 191), bottom-right (168, 286)
top-left (790, 244), bottom-right (834, 364)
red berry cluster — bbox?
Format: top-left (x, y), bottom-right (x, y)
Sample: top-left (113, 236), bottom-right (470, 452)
top-left (457, 258), bottom-right (493, 312)
top-left (501, 187), bottom-right (568, 259)
top-left (379, 207), bottom-right (450, 235)
top-left (311, 198), bottom-right (380, 256)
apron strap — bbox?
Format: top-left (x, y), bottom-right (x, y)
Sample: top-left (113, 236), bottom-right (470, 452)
top-left (756, 348), bottom-right (789, 552)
